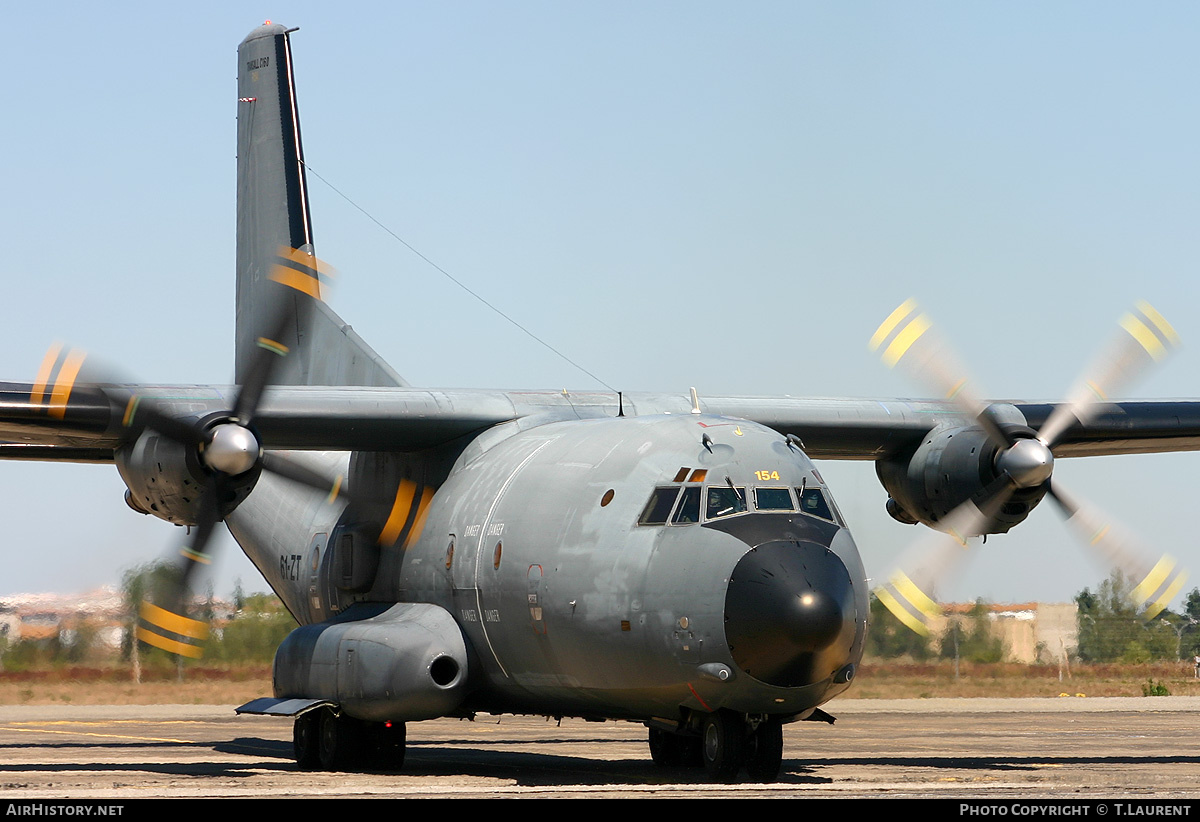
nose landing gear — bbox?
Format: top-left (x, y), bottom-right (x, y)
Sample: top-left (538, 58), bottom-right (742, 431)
top-left (744, 718), bottom-right (783, 782)
top-left (648, 711), bottom-right (785, 782)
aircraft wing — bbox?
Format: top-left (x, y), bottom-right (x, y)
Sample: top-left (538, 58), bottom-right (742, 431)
top-left (3, 380), bottom-right (1200, 461)
top-left (0, 382), bottom-right (522, 457)
top-left (700, 396), bottom-right (1200, 459)
top-left (1010, 401), bottom-right (1200, 458)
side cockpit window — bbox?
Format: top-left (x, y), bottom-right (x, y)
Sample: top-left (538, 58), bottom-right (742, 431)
top-left (638, 487), bottom-right (680, 525)
top-left (798, 486), bottom-right (835, 522)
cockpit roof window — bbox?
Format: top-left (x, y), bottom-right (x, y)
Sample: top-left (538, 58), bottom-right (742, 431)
top-left (638, 487), bottom-right (680, 526)
top-left (754, 487), bottom-right (794, 511)
top-left (798, 487), bottom-right (836, 522)
top-left (706, 486), bottom-right (747, 520)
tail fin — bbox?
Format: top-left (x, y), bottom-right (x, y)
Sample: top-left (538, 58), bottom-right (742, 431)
top-left (235, 23), bottom-right (405, 388)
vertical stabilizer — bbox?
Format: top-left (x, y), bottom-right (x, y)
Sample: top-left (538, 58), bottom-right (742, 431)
top-left (236, 23), bottom-right (405, 387)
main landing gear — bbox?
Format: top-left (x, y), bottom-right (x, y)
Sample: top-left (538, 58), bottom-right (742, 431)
top-left (294, 707), bottom-right (407, 772)
top-left (649, 710), bottom-right (784, 782)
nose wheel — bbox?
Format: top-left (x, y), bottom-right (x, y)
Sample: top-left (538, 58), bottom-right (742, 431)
top-left (745, 718), bottom-right (784, 782)
top-left (702, 710), bottom-right (748, 780)
top-left (649, 713), bottom-right (785, 781)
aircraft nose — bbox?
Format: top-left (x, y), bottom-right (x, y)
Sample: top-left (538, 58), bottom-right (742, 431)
top-left (723, 540), bottom-right (857, 688)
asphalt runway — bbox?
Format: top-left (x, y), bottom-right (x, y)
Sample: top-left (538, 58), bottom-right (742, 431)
top-left (1, 698), bottom-right (1199, 799)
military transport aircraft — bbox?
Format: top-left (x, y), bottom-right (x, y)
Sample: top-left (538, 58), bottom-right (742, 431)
top-left (2, 21), bottom-right (1199, 783)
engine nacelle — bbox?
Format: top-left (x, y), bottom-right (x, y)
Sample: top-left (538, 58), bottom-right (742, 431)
top-left (114, 427), bottom-right (259, 526)
top-left (272, 602), bottom-right (471, 723)
top-left (876, 424), bottom-right (1048, 534)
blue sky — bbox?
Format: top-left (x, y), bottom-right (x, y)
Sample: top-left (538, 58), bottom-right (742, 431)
top-left (2, 3), bottom-right (1199, 606)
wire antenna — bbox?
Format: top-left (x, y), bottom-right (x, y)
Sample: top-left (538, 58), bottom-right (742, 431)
top-left (301, 161), bottom-right (617, 393)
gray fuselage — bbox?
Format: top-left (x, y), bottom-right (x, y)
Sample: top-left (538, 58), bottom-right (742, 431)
top-left (229, 412), bottom-right (867, 723)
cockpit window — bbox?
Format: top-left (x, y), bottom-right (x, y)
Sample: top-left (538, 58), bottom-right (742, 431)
top-left (754, 487), bottom-right (794, 511)
top-left (639, 487), bottom-right (680, 525)
top-left (633, 484), bottom-right (681, 523)
top-left (643, 483), bottom-right (835, 526)
top-left (706, 486), bottom-right (747, 519)
top-left (672, 486), bottom-right (702, 524)
top-left (798, 487), bottom-right (835, 522)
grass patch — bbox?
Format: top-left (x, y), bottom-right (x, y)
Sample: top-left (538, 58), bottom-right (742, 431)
top-left (3, 661), bottom-right (1200, 704)
top-left (852, 660), bottom-right (1200, 698)
top-left (0, 665), bottom-right (273, 705)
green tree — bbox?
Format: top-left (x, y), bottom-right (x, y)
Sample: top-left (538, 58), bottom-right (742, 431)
top-left (866, 593), bottom-right (932, 660)
top-left (1, 638), bottom-right (51, 672)
top-left (939, 599), bottom-right (1005, 663)
top-left (1179, 589), bottom-right (1200, 660)
top-left (59, 618), bottom-right (100, 664)
top-left (1075, 570), bottom-right (1177, 662)
top-left (120, 560), bottom-right (191, 679)
top-left (209, 593), bottom-right (297, 664)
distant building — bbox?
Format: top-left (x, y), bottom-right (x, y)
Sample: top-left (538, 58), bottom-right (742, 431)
top-left (0, 587), bottom-right (234, 651)
top-left (933, 602), bottom-right (1077, 663)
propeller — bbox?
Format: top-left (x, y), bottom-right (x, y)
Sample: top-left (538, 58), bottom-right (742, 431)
top-left (873, 478), bottom-right (1016, 636)
top-left (33, 247), bottom-right (349, 658)
top-left (869, 298), bottom-right (1187, 635)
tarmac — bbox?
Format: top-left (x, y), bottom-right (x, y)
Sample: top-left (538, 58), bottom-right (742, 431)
top-left (1, 697), bottom-right (1198, 798)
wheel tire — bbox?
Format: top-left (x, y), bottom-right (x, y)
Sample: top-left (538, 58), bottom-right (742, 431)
top-left (701, 710), bottom-right (748, 781)
top-left (372, 721), bottom-right (407, 772)
top-left (318, 708), bottom-right (357, 771)
top-left (648, 728), bottom-right (683, 766)
top-left (745, 719), bottom-right (784, 782)
top-left (293, 711), bottom-right (321, 770)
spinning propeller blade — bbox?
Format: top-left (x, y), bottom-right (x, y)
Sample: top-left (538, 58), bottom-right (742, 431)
top-left (870, 299), bottom-right (1186, 634)
top-left (874, 480), bottom-right (1015, 634)
top-left (37, 248), bottom-right (348, 658)
top-left (1047, 483), bottom-right (1188, 620)
top-left (869, 298), bottom-right (1012, 449)
top-left (1037, 301), bottom-right (1181, 449)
